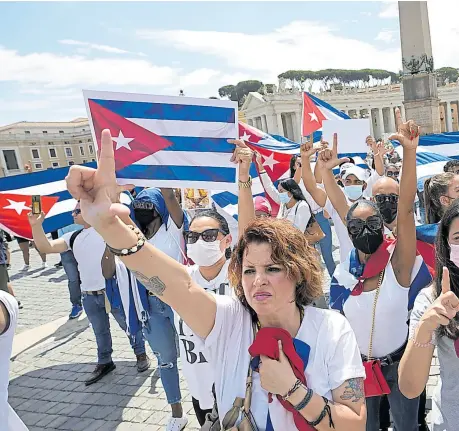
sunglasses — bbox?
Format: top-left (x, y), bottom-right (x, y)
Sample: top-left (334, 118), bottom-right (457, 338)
top-left (347, 215), bottom-right (383, 236)
top-left (374, 194), bottom-right (399, 204)
top-left (72, 208), bottom-right (81, 215)
top-left (185, 228), bottom-right (225, 244)
top-left (386, 171), bottom-right (400, 178)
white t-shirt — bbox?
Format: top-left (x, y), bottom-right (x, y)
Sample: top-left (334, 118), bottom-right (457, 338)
top-left (147, 217), bottom-right (185, 264)
top-left (282, 201), bottom-right (311, 233)
top-left (203, 296), bottom-right (365, 430)
top-left (324, 198), bottom-right (353, 261)
top-left (0, 292), bottom-right (28, 431)
top-left (62, 227), bottom-right (106, 292)
top-left (174, 261), bottom-right (230, 409)
top-left (343, 260), bottom-right (411, 357)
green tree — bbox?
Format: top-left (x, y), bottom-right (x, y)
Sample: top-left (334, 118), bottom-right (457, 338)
top-left (436, 67), bottom-right (459, 84)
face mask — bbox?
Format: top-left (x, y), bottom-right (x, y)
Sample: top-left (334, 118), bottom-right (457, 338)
top-left (187, 239), bottom-right (225, 267)
top-left (350, 227), bottom-right (384, 255)
top-left (279, 192), bottom-right (291, 204)
top-left (376, 199), bottom-right (398, 224)
top-left (134, 209), bottom-right (157, 230)
top-left (450, 243), bottom-right (459, 268)
top-left (344, 185), bottom-right (363, 201)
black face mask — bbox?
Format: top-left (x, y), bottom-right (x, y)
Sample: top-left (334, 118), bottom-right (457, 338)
top-left (134, 209), bottom-right (156, 229)
top-left (351, 228), bottom-right (384, 254)
top-left (374, 194), bottom-right (399, 225)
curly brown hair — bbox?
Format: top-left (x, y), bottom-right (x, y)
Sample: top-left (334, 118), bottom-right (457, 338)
top-left (228, 218), bottom-right (324, 318)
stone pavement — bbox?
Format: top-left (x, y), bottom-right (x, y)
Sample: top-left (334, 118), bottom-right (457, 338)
top-left (6, 235), bottom-right (437, 430)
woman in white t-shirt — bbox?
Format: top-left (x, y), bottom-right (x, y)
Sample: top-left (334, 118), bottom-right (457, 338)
top-left (179, 209), bottom-right (232, 425)
top-left (67, 131), bottom-right (367, 430)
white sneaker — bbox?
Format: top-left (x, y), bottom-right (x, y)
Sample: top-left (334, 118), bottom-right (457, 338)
top-left (165, 415), bottom-right (188, 431)
top-left (41, 262), bottom-right (48, 269)
top-left (21, 265), bottom-right (30, 272)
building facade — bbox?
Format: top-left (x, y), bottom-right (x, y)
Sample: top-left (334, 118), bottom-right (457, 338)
top-left (0, 118), bottom-right (96, 177)
top-left (241, 82), bottom-right (459, 142)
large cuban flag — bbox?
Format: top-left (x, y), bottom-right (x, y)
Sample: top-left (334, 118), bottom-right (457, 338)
top-left (84, 90), bottom-right (238, 190)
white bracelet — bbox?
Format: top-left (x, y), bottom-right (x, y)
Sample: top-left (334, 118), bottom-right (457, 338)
top-left (410, 324), bottom-right (435, 348)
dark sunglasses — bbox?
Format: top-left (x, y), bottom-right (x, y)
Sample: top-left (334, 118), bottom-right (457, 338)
top-left (374, 194), bottom-right (399, 204)
top-left (72, 208), bottom-right (81, 215)
top-left (185, 228), bottom-right (225, 244)
top-left (347, 215), bottom-right (383, 236)
top-left (386, 171), bottom-right (400, 178)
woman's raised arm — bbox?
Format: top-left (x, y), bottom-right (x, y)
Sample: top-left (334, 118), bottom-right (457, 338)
top-left (66, 129), bottom-right (217, 339)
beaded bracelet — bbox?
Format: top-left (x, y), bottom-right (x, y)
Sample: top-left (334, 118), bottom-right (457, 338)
top-left (106, 225), bottom-right (146, 257)
top-left (409, 324), bottom-right (435, 348)
top-left (281, 379), bottom-right (302, 401)
top-left (293, 387), bottom-right (313, 411)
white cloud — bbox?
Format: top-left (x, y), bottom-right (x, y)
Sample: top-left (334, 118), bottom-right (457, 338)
top-left (375, 29), bottom-right (397, 43)
top-left (137, 20), bottom-right (401, 81)
top-left (59, 39), bottom-right (146, 57)
top-left (360, 11), bottom-right (372, 17)
top-left (379, 2), bottom-right (398, 19)
top-left (0, 46), bottom-right (213, 89)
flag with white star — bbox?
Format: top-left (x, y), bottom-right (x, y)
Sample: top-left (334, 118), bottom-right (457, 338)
top-left (84, 90), bottom-right (238, 190)
top-left (302, 92), bottom-right (327, 137)
top-left (0, 193), bottom-right (59, 240)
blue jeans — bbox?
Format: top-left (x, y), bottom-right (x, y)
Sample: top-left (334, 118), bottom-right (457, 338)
top-left (315, 211), bottom-right (336, 277)
top-left (60, 250), bottom-right (81, 306)
top-left (365, 361), bottom-right (419, 431)
top-left (82, 293), bottom-right (146, 364)
top-left (142, 295), bottom-right (181, 405)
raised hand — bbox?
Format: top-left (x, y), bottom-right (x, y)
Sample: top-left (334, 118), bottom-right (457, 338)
top-left (318, 133), bottom-right (349, 171)
top-left (65, 129), bottom-right (133, 229)
top-left (300, 141), bottom-right (317, 159)
top-left (27, 211), bottom-right (45, 227)
top-left (254, 150), bottom-right (264, 169)
top-left (420, 267), bottom-right (459, 333)
top-left (366, 136), bottom-right (377, 152)
top-left (228, 139), bottom-right (254, 178)
top-left (389, 108), bottom-right (420, 150)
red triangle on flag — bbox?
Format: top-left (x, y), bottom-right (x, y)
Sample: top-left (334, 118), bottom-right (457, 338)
top-left (302, 92), bottom-right (327, 137)
top-left (88, 99), bottom-right (173, 171)
top-left (0, 193), bottom-right (59, 240)
top-left (247, 144), bottom-right (292, 182)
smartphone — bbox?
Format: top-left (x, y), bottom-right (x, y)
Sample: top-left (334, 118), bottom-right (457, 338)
top-left (31, 195), bottom-right (42, 215)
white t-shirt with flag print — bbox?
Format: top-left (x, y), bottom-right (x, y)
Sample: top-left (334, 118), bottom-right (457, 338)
top-left (202, 296), bottom-right (365, 430)
top-left (173, 260), bottom-right (231, 410)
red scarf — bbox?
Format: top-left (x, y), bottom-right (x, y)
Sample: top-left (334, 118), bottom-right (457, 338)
top-left (248, 327), bottom-right (314, 431)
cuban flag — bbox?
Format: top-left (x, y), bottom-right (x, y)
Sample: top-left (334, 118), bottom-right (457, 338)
top-left (84, 90), bottom-right (238, 190)
top-left (0, 163), bottom-right (132, 238)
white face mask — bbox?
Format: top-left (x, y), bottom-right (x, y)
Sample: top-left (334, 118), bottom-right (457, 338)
top-left (279, 192), bottom-right (291, 204)
top-left (450, 243), bottom-right (459, 268)
top-left (187, 239), bottom-right (225, 267)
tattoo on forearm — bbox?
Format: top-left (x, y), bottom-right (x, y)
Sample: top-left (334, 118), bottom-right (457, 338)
top-left (340, 378), bottom-right (364, 403)
top-left (131, 271), bottom-right (166, 296)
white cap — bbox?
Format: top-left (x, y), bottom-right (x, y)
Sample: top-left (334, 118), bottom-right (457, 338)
top-left (339, 162), bottom-right (354, 174)
top-left (342, 165), bottom-right (368, 182)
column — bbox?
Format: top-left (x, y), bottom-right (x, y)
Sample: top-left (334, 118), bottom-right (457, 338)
top-left (378, 108), bottom-right (385, 137)
top-left (261, 115), bottom-right (268, 133)
top-left (294, 111), bottom-right (301, 142)
top-left (388, 107), bottom-right (396, 133)
top-left (248, 119), bottom-right (253, 126)
top-left (276, 113), bottom-right (284, 136)
top-left (446, 101), bottom-right (453, 132)
top-left (400, 104), bottom-right (406, 120)
top-left (369, 110), bottom-right (375, 138)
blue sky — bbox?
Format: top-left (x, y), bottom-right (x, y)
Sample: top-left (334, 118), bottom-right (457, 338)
top-left (0, 1), bottom-right (456, 125)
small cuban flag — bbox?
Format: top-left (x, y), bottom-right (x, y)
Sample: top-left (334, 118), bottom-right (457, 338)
top-left (83, 90), bottom-right (238, 190)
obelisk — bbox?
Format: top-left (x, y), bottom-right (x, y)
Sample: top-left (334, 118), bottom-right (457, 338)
top-left (398, 1), bottom-right (441, 134)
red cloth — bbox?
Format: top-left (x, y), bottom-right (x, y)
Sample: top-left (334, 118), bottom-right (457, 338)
top-left (248, 327), bottom-right (314, 431)
top-left (416, 239), bottom-right (435, 276)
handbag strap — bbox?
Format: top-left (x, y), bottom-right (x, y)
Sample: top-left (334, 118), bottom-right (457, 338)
top-left (242, 322), bottom-right (257, 414)
top-left (367, 270), bottom-right (385, 360)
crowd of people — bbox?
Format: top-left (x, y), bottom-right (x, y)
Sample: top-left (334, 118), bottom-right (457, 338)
top-left (2, 109), bottom-right (459, 431)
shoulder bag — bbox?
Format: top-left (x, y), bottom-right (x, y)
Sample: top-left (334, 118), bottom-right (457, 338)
top-left (201, 324), bottom-right (258, 431)
top-left (362, 270), bottom-right (391, 397)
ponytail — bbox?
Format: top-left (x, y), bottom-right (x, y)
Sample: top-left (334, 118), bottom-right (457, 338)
top-left (424, 173), bottom-right (456, 224)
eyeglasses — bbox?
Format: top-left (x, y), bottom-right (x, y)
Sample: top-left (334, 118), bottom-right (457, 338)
top-left (386, 171), bottom-right (400, 178)
top-left (72, 208), bottom-right (81, 215)
top-left (374, 194), bottom-right (399, 204)
top-left (185, 228), bottom-right (225, 244)
top-left (347, 215), bottom-right (383, 236)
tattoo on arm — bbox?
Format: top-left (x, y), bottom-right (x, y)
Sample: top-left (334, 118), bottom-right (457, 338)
top-left (340, 378), bottom-right (364, 403)
top-left (131, 271), bottom-right (166, 296)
